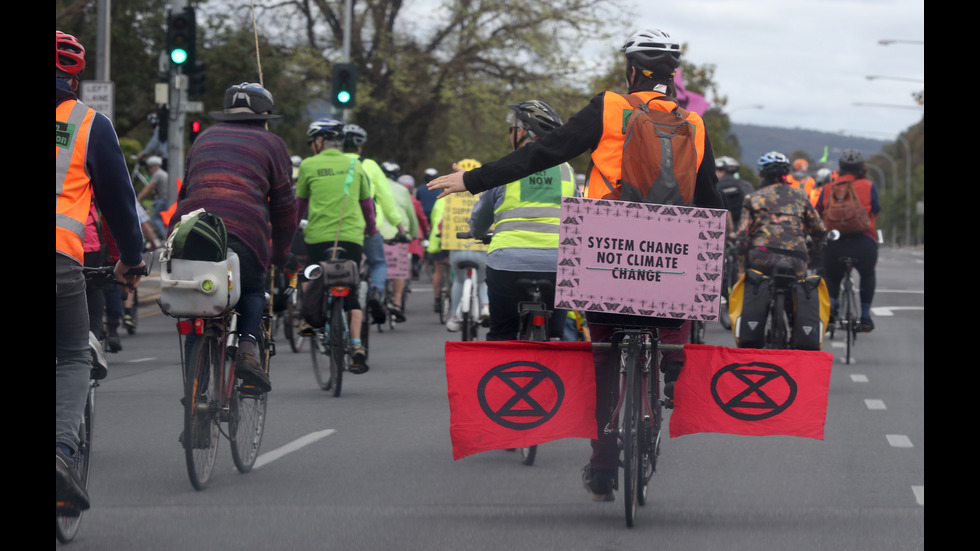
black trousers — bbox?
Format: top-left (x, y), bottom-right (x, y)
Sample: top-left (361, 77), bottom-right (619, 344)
top-left (485, 266), bottom-right (566, 341)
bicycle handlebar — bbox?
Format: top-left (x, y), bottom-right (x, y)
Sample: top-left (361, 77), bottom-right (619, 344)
top-left (455, 231), bottom-right (493, 245)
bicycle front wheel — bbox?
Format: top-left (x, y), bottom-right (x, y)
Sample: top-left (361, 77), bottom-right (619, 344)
top-left (311, 328), bottom-right (332, 391)
top-left (183, 332), bottom-right (221, 490)
top-left (230, 334), bottom-right (268, 473)
top-left (284, 286), bottom-right (304, 353)
top-left (56, 383), bottom-right (94, 543)
top-left (843, 285), bottom-right (857, 364)
top-left (622, 340), bottom-right (642, 528)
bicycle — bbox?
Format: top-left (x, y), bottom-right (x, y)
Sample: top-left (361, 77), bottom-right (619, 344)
top-left (593, 317), bottom-right (683, 528)
top-left (763, 259), bottom-right (799, 350)
top-left (436, 257), bottom-right (452, 324)
top-left (160, 254), bottom-right (273, 490)
top-left (510, 276), bottom-right (557, 466)
top-left (272, 264), bottom-right (304, 353)
top-left (718, 240), bottom-right (738, 330)
top-left (306, 247), bottom-right (360, 396)
top-left (121, 246), bottom-right (155, 336)
top-left (454, 232), bottom-right (490, 342)
top-left (56, 265), bottom-right (134, 543)
top-left (826, 231), bottom-right (859, 364)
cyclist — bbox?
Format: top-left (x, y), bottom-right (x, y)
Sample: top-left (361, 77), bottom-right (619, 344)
top-left (170, 82), bottom-right (298, 392)
top-left (342, 125), bottom-right (407, 324)
top-left (138, 108), bottom-right (168, 170)
top-left (296, 118), bottom-right (376, 372)
top-left (715, 155), bottom-right (753, 233)
top-left (734, 151), bottom-right (826, 279)
top-left (469, 100), bottom-right (578, 341)
top-left (810, 167), bottom-right (835, 207)
top-left (427, 28), bottom-right (725, 502)
top-left (135, 155), bottom-right (170, 240)
top-left (787, 158), bottom-right (816, 196)
top-left (815, 149), bottom-right (881, 332)
top-left (445, 158), bottom-right (490, 332)
top-left (379, 161), bottom-right (418, 321)
top-left (415, 167), bottom-right (441, 223)
top-left (58, 30), bottom-right (147, 512)
top-left (399, 174), bottom-right (432, 281)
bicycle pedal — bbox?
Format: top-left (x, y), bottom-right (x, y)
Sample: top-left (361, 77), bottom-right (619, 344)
top-left (239, 384), bottom-right (263, 396)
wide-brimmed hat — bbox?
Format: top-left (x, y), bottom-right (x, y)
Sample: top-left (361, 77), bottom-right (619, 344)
top-left (209, 82), bottom-right (283, 121)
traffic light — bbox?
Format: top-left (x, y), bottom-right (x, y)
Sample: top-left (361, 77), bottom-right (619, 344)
top-left (167, 6), bottom-right (196, 68)
top-left (190, 120), bottom-right (202, 143)
top-left (331, 63), bottom-right (358, 109)
top-left (188, 61), bottom-right (206, 98)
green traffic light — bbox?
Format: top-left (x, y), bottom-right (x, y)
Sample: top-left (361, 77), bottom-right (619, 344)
top-left (171, 48), bottom-right (188, 64)
top-left (337, 91), bottom-right (351, 104)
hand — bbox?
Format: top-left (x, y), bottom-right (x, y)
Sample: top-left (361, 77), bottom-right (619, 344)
top-left (114, 259), bottom-right (146, 289)
top-left (427, 165), bottom-right (467, 198)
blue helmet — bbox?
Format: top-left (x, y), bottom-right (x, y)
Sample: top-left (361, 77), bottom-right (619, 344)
top-left (757, 151), bottom-right (791, 180)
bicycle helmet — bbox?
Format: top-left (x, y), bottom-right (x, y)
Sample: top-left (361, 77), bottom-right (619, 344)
top-left (291, 155), bottom-right (302, 168)
top-left (56, 31), bottom-right (86, 77)
top-left (815, 168), bottom-right (834, 185)
top-left (343, 124), bottom-right (368, 148)
top-left (792, 159), bottom-right (809, 173)
top-left (306, 117), bottom-right (345, 142)
top-left (456, 158), bottom-right (482, 171)
top-left (145, 156), bottom-right (163, 167)
top-left (380, 161), bottom-right (401, 179)
top-left (838, 149), bottom-right (865, 171)
top-left (423, 168), bottom-right (439, 183)
top-left (757, 151), bottom-right (791, 180)
top-left (210, 82), bottom-right (281, 121)
top-left (715, 156), bottom-right (740, 174)
top-left (621, 29), bottom-right (681, 70)
top-left (397, 174), bottom-right (416, 189)
top-left (508, 100), bottom-right (563, 139)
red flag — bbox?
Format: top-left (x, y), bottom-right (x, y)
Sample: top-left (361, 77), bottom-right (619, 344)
top-left (445, 341), bottom-right (596, 460)
top-left (670, 344), bottom-right (833, 440)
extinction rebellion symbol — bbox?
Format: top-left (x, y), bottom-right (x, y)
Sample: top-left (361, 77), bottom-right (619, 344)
top-left (710, 362), bottom-right (797, 421)
top-left (478, 361), bottom-right (564, 430)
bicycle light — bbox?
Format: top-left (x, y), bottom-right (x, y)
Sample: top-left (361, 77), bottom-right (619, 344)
top-left (533, 315), bottom-right (547, 326)
top-left (329, 286), bottom-right (350, 297)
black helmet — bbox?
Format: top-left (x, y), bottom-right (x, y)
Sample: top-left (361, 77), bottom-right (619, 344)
top-left (508, 100), bottom-right (563, 139)
top-left (838, 149), bottom-right (865, 172)
top-left (380, 161), bottom-right (401, 179)
top-left (209, 82), bottom-right (282, 121)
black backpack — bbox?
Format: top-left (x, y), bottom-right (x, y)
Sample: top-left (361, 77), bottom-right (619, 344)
top-left (165, 209), bottom-right (228, 267)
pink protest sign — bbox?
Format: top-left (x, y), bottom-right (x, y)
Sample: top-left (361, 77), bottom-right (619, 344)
top-left (383, 242), bottom-right (411, 279)
top-left (555, 197), bottom-right (726, 321)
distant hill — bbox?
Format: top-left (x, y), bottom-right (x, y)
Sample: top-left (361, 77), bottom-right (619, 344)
top-left (729, 123), bottom-right (889, 170)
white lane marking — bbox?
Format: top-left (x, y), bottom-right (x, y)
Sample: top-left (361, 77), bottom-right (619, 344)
top-left (886, 434), bottom-right (913, 448)
top-left (865, 399), bottom-right (887, 410)
top-left (912, 486), bottom-right (924, 505)
top-left (252, 429), bottom-right (336, 470)
top-left (872, 306), bottom-right (925, 316)
top-left (127, 358), bottom-right (157, 363)
top-left (850, 374), bottom-right (869, 383)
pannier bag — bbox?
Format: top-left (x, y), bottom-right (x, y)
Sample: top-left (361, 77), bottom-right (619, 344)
top-left (159, 251), bottom-right (241, 318)
top-left (729, 269), bottom-right (771, 348)
top-left (790, 275), bottom-right (830, 350)
top-left (163, 208), bottom-right (228, 265)
top-left (300, 259), bottom-right (360, 328)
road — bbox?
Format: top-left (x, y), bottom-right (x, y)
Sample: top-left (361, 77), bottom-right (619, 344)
top-left (61, 247), bottom-right (923, 550)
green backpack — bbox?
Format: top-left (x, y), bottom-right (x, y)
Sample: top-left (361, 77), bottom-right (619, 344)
top-left (164, 208), bottom-right (228, 266)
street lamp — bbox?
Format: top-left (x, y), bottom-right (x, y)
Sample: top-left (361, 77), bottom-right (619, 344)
top-left (852, 102), bottom-right (923, 110)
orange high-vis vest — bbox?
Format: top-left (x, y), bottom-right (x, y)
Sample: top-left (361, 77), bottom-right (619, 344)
top-left (587, 90), bottom-right (706, 200)
top-left (787, 174), bottom-right (816, 196)
top-left (56, 99), bottom-right (96, 264)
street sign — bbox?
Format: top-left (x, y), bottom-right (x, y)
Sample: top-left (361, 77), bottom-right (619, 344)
top-left (184, 101), bottom-right (204, 113)
top-left (80, 80), bottom-right (115, 122)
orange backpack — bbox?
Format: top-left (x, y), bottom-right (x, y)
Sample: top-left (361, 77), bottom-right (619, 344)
top-left (822, 179), bottom-right (870, 235)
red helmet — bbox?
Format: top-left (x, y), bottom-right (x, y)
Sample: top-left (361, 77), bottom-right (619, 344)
top-left (56, 31), bottom-right (86, 77)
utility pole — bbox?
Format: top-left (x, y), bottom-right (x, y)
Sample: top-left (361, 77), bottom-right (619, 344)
top-left (166, 0), bottom-right (189, 212)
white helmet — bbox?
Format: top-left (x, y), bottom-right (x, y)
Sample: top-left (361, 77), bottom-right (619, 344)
top-left (145, 155), bottom-right (163, 167)
top-left (621, 29), bottom-right (681, 69)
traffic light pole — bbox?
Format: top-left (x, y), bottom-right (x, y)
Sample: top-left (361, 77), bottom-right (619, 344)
top-left (166, 1), bottom-right (188, 215)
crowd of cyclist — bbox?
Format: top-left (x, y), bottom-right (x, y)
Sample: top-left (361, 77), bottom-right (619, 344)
top-left (58, 25), bottom-right (883, 514)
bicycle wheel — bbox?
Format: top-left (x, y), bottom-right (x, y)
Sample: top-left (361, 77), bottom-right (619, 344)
top-left (125, 288), bottom-right (139, 335)
top-left (622, 338), bottom-right (642, 528)
top-left (310, 327), bottom-right (332, 391)
top-left (183, 332), bottom-right (221, 490)
top-left (843, 284), bottom-right (857, 364)
top-left (689, 320), bottom-right (705, 344)
top-left (637, 342), bottom-right (661, 506)
top-left (56, 382), bottom-right (94, 543)
top-left (230, 333), bottom-right (268, 473)
top-left (328, 300), bottom-right (346, 397)
top-left (284, 286), bottom-right (304, 353)
top-left (770, 293), bottom-right (788, 349)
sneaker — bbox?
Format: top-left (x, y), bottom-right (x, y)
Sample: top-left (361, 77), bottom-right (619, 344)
top-left (123, 313), bottom-right (135, 331)
top-left (56, 448), bottom-right (90, 512)
top-left (299, 321), bottom-right (316, 336)
top-left (446, 317), bottom-right (461, 332)
top-left (857, 317), bottom-right (875, 333)
top-left (106, 332), bottom-right (122, 353)
top-left (350, 345), bottom-right (369, 374)
top-left (480, 304), bottom-right (490, 326)
top-left (234, 341), bottom-right (271, 392)
top-left (582, 464), bottom-right (616, 502)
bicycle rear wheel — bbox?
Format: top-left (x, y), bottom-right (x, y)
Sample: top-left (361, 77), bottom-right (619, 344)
top-left (637, 344), bottom-right (661, 506)
top-left (284, 286), bottom-right (304, 353)
top-left (311, 328), bottom-right (332, 391)
top-left (183, 332), bottom-right (221, 490)
top-left (230, 332), bottom-right (268, 473)
top-left (843, 284), bottom-right (857, 364)
top-left (56, 383), bottom-right (94, 543)
top-left (327, 300), bottom-right (346, 397)
top-left (622, 338), bottom-right (642, 528)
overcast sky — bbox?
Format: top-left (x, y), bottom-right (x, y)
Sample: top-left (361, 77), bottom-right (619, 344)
top-left (635, 0), bottom-right (924, 140)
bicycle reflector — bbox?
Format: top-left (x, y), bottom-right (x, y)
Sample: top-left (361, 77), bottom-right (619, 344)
top-left (329, 287), bottom-right (351, 297)
top-left (533, 315), bottom-right (547, 326)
